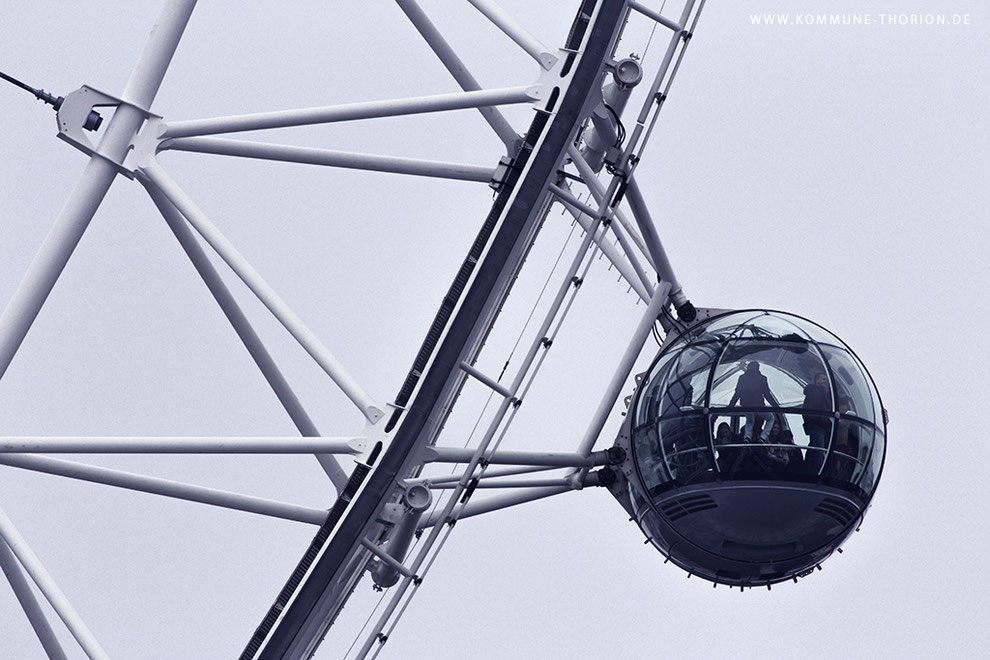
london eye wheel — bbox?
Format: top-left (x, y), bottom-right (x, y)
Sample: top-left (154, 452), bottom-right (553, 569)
top-left (0, 2), bottom-right (888, 658)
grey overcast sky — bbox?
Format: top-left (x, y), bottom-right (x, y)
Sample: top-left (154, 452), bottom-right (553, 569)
top-left (1, 1), bottom-right (988, 658)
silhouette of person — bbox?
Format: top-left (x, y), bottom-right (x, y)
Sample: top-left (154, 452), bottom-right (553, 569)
top-left (713, 421), bottom-right (737, 472)
top-left (803, 371), bottom-right (831, 474)
top-left (764, 421), bottom-right (790, 470)
top-left (780, 429), bottom-right (805, 474)
top-left (728, 361), bottom-right (778, 443)
top-left (827, 396), bottom-right (861, 482)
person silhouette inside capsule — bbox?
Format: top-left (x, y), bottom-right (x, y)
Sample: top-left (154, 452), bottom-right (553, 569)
top-left (765, 421), bottom-right (789, 468)
top-left (803, 371), bottom-right (831, 474)
top-left (826, 396), bottom-right (861, 482)
top-left (728, 361), bottom-right (778, 443)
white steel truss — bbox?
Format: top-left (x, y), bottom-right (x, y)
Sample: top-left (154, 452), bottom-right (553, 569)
top-left (0, 1), bottom-right (706, 657)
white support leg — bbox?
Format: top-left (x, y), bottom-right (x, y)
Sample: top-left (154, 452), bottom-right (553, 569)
top-left (0, 164), bottom-right (117, 383)
top-left (567, 145), bottom-right (654, 269)
top-left (419, 485), bottom-right (572, 528)
top-left (628, 0), bottom-right (683, 32)
top-left (0, 540), bottom-right (69, 660)
top-left (161, 137), bottom-right (496, 182)
top-left (139, 161), bottom-right (385, 423)
top-left (560, 199), bottom-right (652, 301)
top-left (404, 464), bottom-right (553, 486)
top-left (145, 184), bottom-right (349, 491)
top-left (548, 183), bottom-right (653, 300)
top-left (616, 0), bottom-right (698, 165)
top-left (429, 476), bottom-right (571, 489)
top-left (394, 0), bottom-right (521, 151)
top-left (458, 360), bottom-right (515, 398)
top-left (573, 282), bottom-right (671, 459)
top-left (466, 0), bottom-right (557, 69)
top-left (624, 176), bottom-right (688, 306)
top-left (0, 436), bottom-right (363, 453)
top-left (0, 454), bottom-right (327, 525)
top-left (161, 85), bottom-right (537, 138)
top-left (423, 445), bottom-right (606, 467)
top-left (353, 230), bottom-right (603, 653)
top-left (0, 0), bottom-right (197, 384)
top-left (0, 503), bottom-right (109, 660)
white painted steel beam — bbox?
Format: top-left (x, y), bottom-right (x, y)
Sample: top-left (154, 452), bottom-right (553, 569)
top-left (624, 176), bottom-right (687, 305)
top-left (459, 361), bottom-right (514, 398)
top-left (547, 183), bottom-right (601, 219)
top-left (553, 178), bottom-right (655, 296)
top-left (617, 0), bottom-right (698, 165)
top-left (423, 446), bottom-right (606, 467)
top-left (466, 0), bottom-right (557, 69)
top-left (394, 0), bottom-right (520, 150)
top-left (161, 137), bottom-right (496, 182)
top-left (558, 198), bottom-right (652, 302)
top-left (405, 464), bottom-right (554, 486)
top-left (161, 86), bottom-right (537, 138)
top-left (548, 183), bottom-right (653, 300)
top-left (140, 161), bottom-right (385, 423)
top-left (0, 0), bottom-right (198, 384)
top-left (145, 185), bottom-right (349, 492)
top-left (360, 539), bottom-right (413, 579)
top-left (631, 1), bottom-right (706, 167)
top-left (573, 282), bottom-right (670, 459)
top-left (0, 437), bottom-right (362, 454)
top-left (567, 145), bottom-right (654, 269)
top-left (0, 540), bottom-right (69, 660)
top-left (352, 4), bottom-right (631, 653)
top-left (628, 0), bottom-right (682, 32)
top-left (429, 476), bottom-right (571, 489)
top-left (419, 485), bottom-right (572, 528)
top-left (0, 454), bottom-right (327, 525)
top-left (0, 503), bottom-right (109, 660)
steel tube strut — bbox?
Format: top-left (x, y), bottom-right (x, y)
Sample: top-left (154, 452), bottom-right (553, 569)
top-left (250, 3), bottom-right (629, 655)
top-left (360, 539), bottom-right (413, 579)
top-left (162, 86), bottom-right (536, 138)
top-left (628, 0), bottom-right (682, 32)
top-left (0, 539), bottom-right (69, 660)
top-left (0, 503), bottom-right (109, 660)
top-left (394, 0), bottom-right (520, 150)
top-left (0, 0), bottom-right (198, 383)
top-left (428, 476), bottom-right (571, 489)
top-left (405, 464), bottom-right (553, 486)
top-left (628, 0), bottom-right (697, 143)
top-left (0, 436), bottom-right (362, 453)
top-left (623, 176), bottom-right (685, 303)
top-left (140, 161), bottom-right (385, 423)
top-left (458, 361), bottom-right (514, 398)
top-left (0, 454), bottom-right (327, 525)
top-left (574, 282), bottom-right (670, 459)
top-left (466, 0), bottom-right (557, 69)
top-left (359, 197), bottom-right (612, 657)
top-left (145, 185), bottom-right (348, 491)
top-left (161, 137), bottom-right (495, 182)
top-left (559, 199), bottom-right (652, 302)
top-left (567, 145), bottom-right (654, 269)
top-left (548, 183), bottom-right (652, 300)
top-left (423, 446), bottom-right (607, 467)
top-left (420, 485), bottom-right (572, 528)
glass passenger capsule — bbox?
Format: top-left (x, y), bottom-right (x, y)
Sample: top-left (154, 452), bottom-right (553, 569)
top-left (619, 310), bottom-right (886, 587)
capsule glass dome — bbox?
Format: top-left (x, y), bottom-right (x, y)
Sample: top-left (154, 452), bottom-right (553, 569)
top-left (624, 310), bottom-right (885, 587)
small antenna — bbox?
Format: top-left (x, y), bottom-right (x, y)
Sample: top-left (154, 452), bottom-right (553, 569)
top-left (1, 68), bottom-right (103, 131)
